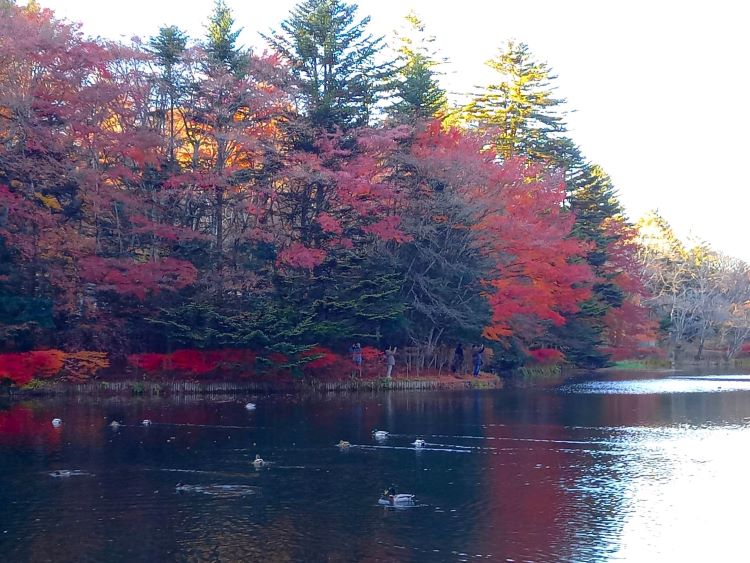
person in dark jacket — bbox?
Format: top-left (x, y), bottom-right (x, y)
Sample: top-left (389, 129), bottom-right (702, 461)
top-left (451, 343), bottom-right (464, 373)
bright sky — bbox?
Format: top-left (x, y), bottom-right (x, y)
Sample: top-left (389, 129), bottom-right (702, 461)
top-left (32, 0), bottom-right (750, 261)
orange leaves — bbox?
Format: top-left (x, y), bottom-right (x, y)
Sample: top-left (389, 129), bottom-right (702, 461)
top-left (409, 121), bottom-right (593, 343)
top-left (62, 352), bottom-right (110, 380)
top-left (0, 350), bottom-right (107, 385)
top-left (483, 326), bottom-right (513, 341)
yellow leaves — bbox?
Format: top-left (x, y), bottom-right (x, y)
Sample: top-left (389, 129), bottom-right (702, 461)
top-left (63, 352), bottom-right (110, 380)
top-left (34, 192), bottom-right (62, 211)
top-left (100, 112), bottom-right (124, 133)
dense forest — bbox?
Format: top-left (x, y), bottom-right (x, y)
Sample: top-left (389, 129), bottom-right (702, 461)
top-left (1, 0), bottom-right (748, 384)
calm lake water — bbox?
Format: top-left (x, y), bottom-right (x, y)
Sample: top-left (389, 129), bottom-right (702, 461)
top-left (2, 370), bottom-right (750, 562)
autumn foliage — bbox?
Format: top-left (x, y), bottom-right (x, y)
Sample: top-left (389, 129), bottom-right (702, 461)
top-left (128, 349), bottom-right (258, 377)
top-left (0, 350), bottom-right (108, 385)
top-left (527, 348), bottom-right (565, 365)
top-left (0, 2), bottom-right (657, 380)
top-left (0, 351), bottom-right (65, 385)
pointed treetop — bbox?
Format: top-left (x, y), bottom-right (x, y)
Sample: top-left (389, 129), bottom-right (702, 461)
top-left (387, 10), bottom-right (447, 122)
top-left (205, 0), bottom-right (244, 71)
top-left (465, 40), bottom-right (568, 161)
top-left (149, 25), bottom-right (188, 68)
top-left (263, 0), bottom-right (394, 130)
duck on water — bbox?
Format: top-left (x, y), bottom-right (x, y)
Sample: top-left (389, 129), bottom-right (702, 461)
top-left (378, 484), bottom-right (415, 506)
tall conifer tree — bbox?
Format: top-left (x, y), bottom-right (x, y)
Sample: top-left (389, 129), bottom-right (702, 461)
top-left (264, 0), bottom-right (393, 130)
top-left (464, 41), bottom-right (571, 161)
top-left (205, 0), bottom-right (244, 73)
top-left (148, 26), bottom-right (188, 166)
top-left (387, 11), bottom-right (447, 122)
top-left (466, 41), bottom-right (646, 366)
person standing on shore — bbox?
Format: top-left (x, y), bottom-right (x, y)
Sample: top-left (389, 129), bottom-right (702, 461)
top-left (451, 343), bottom-right (464, 374)
top-left (385, 346), bottom-right (397, 378)
top-left (471, 344), bottom-right (485, 377)
top-left (350, 342), bottom-right (363, 376)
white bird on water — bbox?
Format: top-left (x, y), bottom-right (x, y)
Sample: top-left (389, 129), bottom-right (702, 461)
top-left (252, 454), bottom-right (265, 467)
top-left (109, 421), bottom-right (121, 429)
top-left (245, 403), bottom-right (256, 411)
top-left (142, 419), bottom-right (152, 426)
top-left (51, 418), bottom-right (62, 427)
top-left (372, 430), bottom-right (389, 439)
top-left (412, 438), bottom-right (426, 448)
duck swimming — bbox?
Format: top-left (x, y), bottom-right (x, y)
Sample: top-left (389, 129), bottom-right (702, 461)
top-left (337, 440), bottom-right (351, 448)
top-left (109, 421), bottom-right (121, 429)
top-left (372, 430), bottom-right (389, 439)
top-left (245, 403), bottom-right (256, 411)
top-left (412, 438), bottom-right (426, 448)
top-left (142, 419), bottom-right (152, 426)
top-left (379, 485), bottom-right (415, 506)
top-left (252, 454), bottom-right (265, 467)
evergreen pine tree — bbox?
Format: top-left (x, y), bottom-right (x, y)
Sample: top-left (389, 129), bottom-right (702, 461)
top-left (466, 41), bottom-right (643, 367)
top-left (148, 26), bottom-right (188, 166)
top-left (387, 11), bottom-right (447, 122)
top-left (464, 41), bottom-right (574, 163)
top-left (551, 165), bottom-right (628, 367)
top-left (205, 0), bottom-right (244, 73)
top-left (264, 0), bottom-right (394, 130)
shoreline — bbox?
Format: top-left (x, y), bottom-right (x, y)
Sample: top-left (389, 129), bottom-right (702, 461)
top-left (3, 374), bottom-right (503, 398)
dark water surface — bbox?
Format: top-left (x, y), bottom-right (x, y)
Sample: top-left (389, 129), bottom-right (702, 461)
top-left (2, 370), bottom-right (750, 562)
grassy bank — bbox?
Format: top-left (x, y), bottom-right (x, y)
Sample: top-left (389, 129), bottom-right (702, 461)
top-left (6, 373), bottom-right (502, 397)
top-left (608, 359), bottom-right (672, 370)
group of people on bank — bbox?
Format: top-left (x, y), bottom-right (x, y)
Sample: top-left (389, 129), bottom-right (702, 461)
top-left (348, 342), bottom-right (486, 378)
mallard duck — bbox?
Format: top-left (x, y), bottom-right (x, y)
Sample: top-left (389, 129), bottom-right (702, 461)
top-left (378, 486), bottom-right (416, 506)
top-left (51, 418), bottom-right (62, 427)
top-left (252, 454), bottom-right (265, 467)
top-left (337, 440), bottom-right (351, 448)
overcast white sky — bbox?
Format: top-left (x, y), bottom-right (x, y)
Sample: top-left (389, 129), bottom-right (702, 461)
top-left (32, 0), bottom-right (750, 260)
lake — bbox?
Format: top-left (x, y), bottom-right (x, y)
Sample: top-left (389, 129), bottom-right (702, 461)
top-left (2, 370), bottom-right (750, 562)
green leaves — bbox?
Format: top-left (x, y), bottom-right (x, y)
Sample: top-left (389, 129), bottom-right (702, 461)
top-left (264, 0), bottom-right (394, 130)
